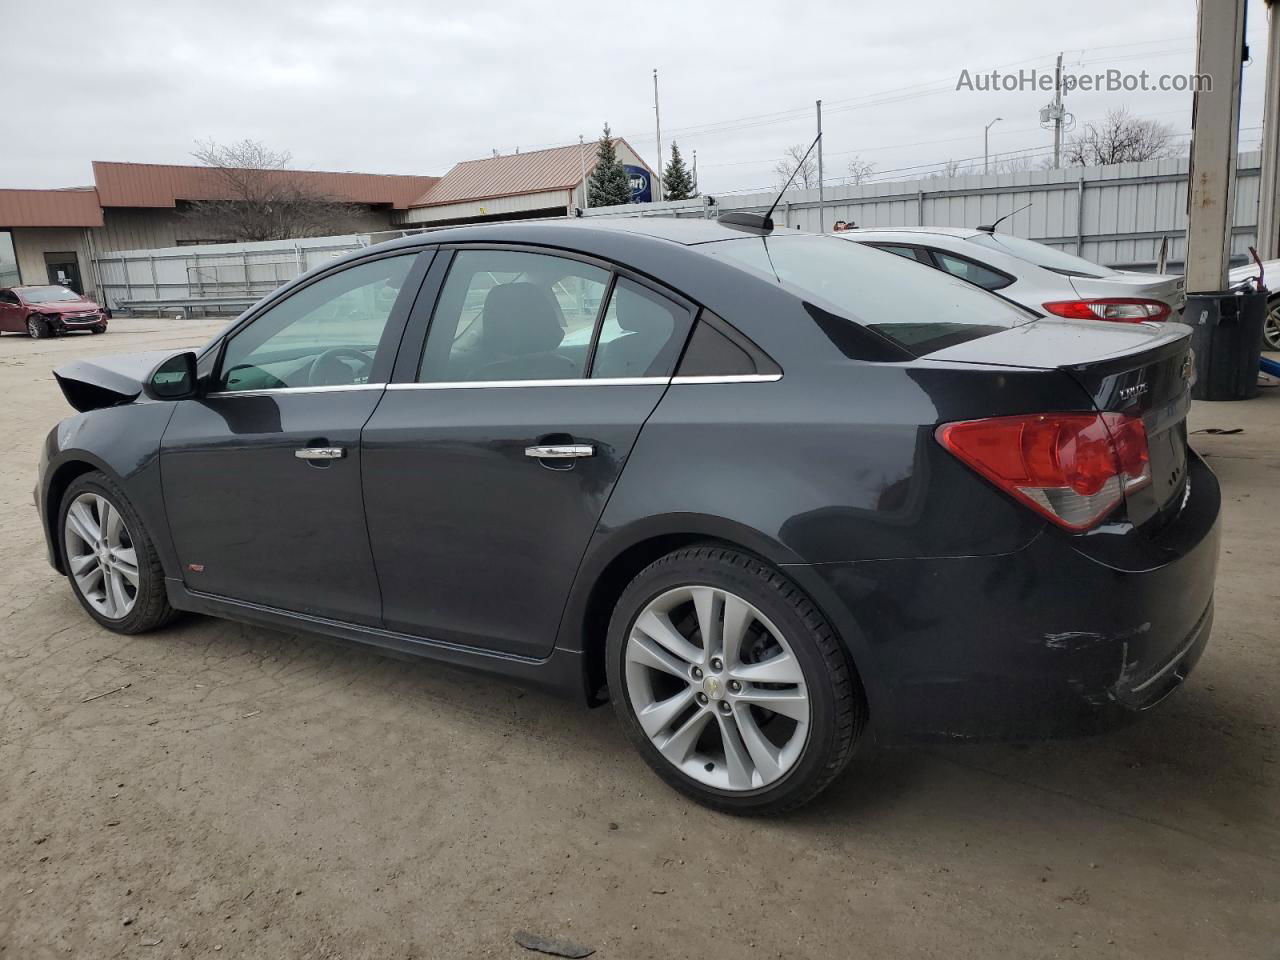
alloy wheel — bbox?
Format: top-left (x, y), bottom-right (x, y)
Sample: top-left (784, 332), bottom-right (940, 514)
top-left (1264, 300), bottom-right (1280, 352)
top-left (27, 316), bottom-right (41, 338)
top-left (63, 492), bottom-right (140, 620)
top-left (624, 585), bottom-right (810, 792)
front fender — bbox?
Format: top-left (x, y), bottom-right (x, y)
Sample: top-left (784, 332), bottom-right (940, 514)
top-left (39, 402), bottom-right (179, 577)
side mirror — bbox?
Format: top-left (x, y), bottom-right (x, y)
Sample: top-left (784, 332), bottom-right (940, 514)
top-left (145, 351), bottom-right (199, 401)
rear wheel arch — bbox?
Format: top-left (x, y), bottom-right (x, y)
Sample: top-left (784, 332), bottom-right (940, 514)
top-left (567, 518), bottom-right (871, 711)
top-left (575, 532), bottom-right (709, 703)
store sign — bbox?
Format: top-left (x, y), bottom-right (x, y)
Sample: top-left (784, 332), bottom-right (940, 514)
top-left (624, 165), bottom-right (653, 203)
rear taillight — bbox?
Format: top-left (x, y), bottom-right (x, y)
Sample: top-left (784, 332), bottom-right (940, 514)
top-left (936, 412), bottom-right (1151, 531)
top-left (1042, 298), bottom-right (1171, 323)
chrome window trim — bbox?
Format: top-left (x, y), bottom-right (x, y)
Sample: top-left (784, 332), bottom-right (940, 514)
top-left (203, 383), bottom-right (386, 399)
top-left (669, 374), bottom-right (783, 385)
top-left (387, 377), bottom-right (670, 390)
top-left (383, 373), bottom-right (783, 391)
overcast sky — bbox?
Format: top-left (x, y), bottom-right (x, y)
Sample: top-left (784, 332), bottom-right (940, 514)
top-left (4, 0), bottom-right (1271, 195)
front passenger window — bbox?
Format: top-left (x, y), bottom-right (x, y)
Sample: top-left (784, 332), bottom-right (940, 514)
top-left (217, 255), bottom-right (415, 392)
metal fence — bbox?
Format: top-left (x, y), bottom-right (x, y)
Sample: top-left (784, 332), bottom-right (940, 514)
top-left (92, 230), bottom-right (433, 314)
top-left (583, 151), bottom-right (1265, 272)
top-left (94, 152), bottom-right (1265, 315)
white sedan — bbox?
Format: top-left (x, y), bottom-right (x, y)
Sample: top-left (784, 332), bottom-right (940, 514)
top-left (1229, 259), bottom-right (1280, 351)
top-left (841, 227), bottom-right (1186, 325)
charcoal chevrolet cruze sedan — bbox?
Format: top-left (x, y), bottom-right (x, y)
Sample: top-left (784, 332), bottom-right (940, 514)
top-left (37, 218), bottom-right (1220, 814)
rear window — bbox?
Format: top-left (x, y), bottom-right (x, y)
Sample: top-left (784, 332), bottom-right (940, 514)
top-left (706, 234), bottom-right (1033, 356)
top-left (965, 233), bottom-right (1115, 279)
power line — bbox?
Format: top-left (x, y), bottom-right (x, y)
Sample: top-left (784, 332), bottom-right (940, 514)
top-left (711, 123), bottom-right (1265, 197)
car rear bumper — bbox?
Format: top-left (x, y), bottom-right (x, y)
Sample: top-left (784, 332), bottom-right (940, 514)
top-left (803, 449), bottom-right (1221, 743)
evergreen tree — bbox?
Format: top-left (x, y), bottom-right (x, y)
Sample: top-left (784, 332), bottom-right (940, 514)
top-left (662, 141), bottom-right (696, 201)
top-left (587, 124), bottom-right (632, 207)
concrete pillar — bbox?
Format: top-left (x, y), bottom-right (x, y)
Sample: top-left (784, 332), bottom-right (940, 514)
top-left (1185, 0), bottom-right (1248, 293)
top-left (1257, 0), bottom-right (1280, 261)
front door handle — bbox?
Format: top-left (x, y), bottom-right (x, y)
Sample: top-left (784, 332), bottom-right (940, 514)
top-left (295, 447), bottom-right (346, 461)
top-left (524, 444), bottom-right (595, 459)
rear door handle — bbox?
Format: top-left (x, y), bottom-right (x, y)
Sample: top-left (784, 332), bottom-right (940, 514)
top-left (295, 447), bottom-right (346, 461)
top-left (524, 444), bottom-right (595, 459)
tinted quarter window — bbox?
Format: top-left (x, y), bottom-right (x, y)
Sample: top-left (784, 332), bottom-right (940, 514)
top-left (676, 320), bottom-right (756, 376)
top-left (217, 255), bottom-right (414, 392)
top-left (590, 278), bottom-right (691, 378)
top-left (707, 235), bottom-right (1033, 357)
top-left (419, 250), bottom-right (609, 382)
top-left (931, 251), bottom-right (1014, 291)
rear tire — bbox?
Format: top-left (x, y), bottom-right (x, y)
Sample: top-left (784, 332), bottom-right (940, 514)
top-left (59, 472), bottom-right (177, 634)
top-left (1263, 295), bottom-right (1280, 352)
top-left (26, 315), bottom-right (49, 339)
top-left (606, 544), bottom-right (865, 815)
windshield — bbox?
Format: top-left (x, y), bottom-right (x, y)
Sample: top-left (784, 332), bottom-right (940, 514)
top-left (965, 233), bottom-right (1115, 279)
top-left (20, 286), bottom-right (82, 303)
top-left (706, 234), bottom-right (1034, 356)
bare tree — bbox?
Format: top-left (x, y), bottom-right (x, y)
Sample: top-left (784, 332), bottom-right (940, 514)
top-left (181, 139), bottom-right (367, 242)
top-left (846, 156), bottom-right (877, 185)
top-left (1065, 108), bottom-right (1177, 166)
top-left (990, 153), bottom-right (1034, 174)
top-left (774, 143), bottom-right (818, 191)
top-left (930, 158), bottom-right (974, 179)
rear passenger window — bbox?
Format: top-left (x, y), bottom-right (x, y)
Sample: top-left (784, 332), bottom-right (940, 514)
top-left (873, 244), bottom-right (927, 263)
top-left (931, 252), bottom-right (1013, 291)
top-left (590, 279), bottom-right (691, 379)
top-left (419, 250), bottom-right (609, 382)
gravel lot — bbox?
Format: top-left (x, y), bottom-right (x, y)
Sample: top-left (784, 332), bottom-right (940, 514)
top-left (1, 318), bottom-right (1277, 959)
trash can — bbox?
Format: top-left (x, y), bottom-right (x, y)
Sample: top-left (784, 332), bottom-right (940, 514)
top-left (1186, 288), bottom-right (1268, 401)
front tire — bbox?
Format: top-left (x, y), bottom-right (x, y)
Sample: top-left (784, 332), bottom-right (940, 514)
top-left (606, 545), bottom-right (865, 815)
top-left (59, 472), bottom-right (177, 634)
top-left (91, 324), bottom-right (106, 335)
top-left (26, 315), bottom-right (49, 339)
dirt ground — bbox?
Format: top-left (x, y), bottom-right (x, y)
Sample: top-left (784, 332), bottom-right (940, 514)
top-left (1, 318), bottom-right (1277, 960)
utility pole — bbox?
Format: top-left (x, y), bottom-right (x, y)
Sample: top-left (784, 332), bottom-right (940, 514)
top-left (579, 134), bottom-right (588, 210)
top-left (1185, 0), bottom-right (1247, 293)
top-left (1257, 0), bottom-right (1280, 261)
top-left (692, 149), bottom-right (698, 195)
top-left (816, 99), bottom-right (824, 232)
top-left (653, 68), bottom-right (664, 202)
top-left (1053, 52), bottom-right (1064, 168)
top-left (1039, 53), bottom-right (1067, 168)
top-left (984, 117), bottom-right (1003, 174)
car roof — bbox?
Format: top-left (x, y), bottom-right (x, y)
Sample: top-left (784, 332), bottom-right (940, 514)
top-left (842, 226), bottom-right (985, 241)
top-left (371, 215), bottom-right (778, 254)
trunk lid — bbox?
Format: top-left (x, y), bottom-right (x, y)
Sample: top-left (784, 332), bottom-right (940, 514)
top-left (1069, 271), bottom-right (1187, 320)
top-left (926, 318), bottom-right (1195, 527)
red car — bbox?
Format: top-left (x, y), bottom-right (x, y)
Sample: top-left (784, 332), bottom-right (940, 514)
top-left (0, 285), bottom-right (109, 338)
